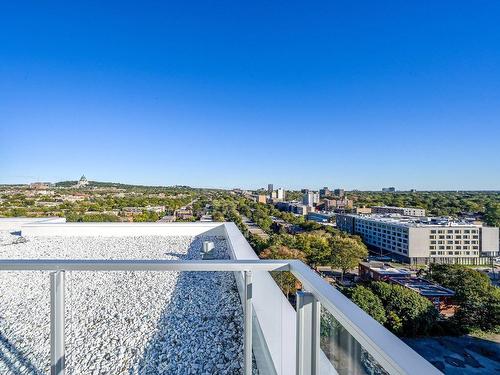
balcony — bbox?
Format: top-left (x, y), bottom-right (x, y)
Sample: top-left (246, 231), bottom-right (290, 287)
top-left (0, 221), bottom-right (440, 374)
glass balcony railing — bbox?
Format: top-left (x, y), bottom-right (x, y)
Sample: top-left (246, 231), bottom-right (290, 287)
top-left (0, 258), bottom-right (441, 375)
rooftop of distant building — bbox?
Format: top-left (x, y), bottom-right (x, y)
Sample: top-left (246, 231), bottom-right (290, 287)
top-left (342, 213), bottom-right (484, 228)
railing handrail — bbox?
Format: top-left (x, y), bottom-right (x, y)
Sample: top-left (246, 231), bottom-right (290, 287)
top-left (0, 258), bottom-right (289, 272)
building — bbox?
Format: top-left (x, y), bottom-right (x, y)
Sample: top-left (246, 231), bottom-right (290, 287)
top-left (275, 201), bottom-right (310, 216)
top-left (175, 207), bottom-right (194, 220)
top-left (307, 212), bottom-right (335, 223)
top-left (356, 207), bottom-right (372, 214)
top-left (324, 198), bottom-right (353, 211)
top-left (145, 205), bottom-right (166, 214)
top-left (319, 187), bottom-right (331, 198)
top-left (276, 188), bottom-right (285, 201)
top-left (75, 175), bottom-right (89, 188)
top-left (333, 189), bottom-right (345, 197)
top-left (303, 192), bottom-right (319, 207)
top-left (122, 207), bottom-right (143, 215)
top-left (388, 277), bottom-right (455, 312)
top-left (372, 206), bottom-right (426, 217)
top-left (257, 194), bottom-right (267, 204)
top-left (336, 214), bottom-right (499, 265)
top-left (382, 187), bottom-right (396, 192)
top-left (267, 184), bottom-right (274, 196)
top-left (358, 261), bottom-right (412, 281)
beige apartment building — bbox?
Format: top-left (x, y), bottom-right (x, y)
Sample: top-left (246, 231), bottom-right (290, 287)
top-left (336, 214), bottom-right (499, 265)
top-left (372, 206), bottom-right (426, 217)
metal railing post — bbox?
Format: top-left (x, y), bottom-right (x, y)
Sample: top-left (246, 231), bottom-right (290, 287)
top-left (244, 270), bottom-right (253, 375)
top-left (296, 291), bottom-right (320, 375)
top-left (50, 271), bottom-right (65, 375)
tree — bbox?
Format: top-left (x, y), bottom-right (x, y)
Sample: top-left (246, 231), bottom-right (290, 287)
top-left (427, 264), bottom-right (500, 332)
top-left (212, 211), bottom-right (225, 222)
top-left (260, 245), bottom-right (306, 298)
top-left (370, 282), bottom-right (438, 336)
top-left (295, 231), bottom-right (331, 268)
top-left (485, 202), bottom-right (500, 227)
top-left (427, 264), bottom-right (491, 303)
top-left (326, 236), bottom-right (368, 280)
top-left (348, 286), bottom-right (387, 324)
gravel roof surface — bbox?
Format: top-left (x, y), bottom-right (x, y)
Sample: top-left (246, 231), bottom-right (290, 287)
top-left (0, 233), bottom-right (245, 374)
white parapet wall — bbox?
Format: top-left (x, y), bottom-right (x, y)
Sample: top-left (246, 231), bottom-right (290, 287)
top-left (21, 222), bottom-right (226, 237)
top-left (0, 217), bottom-right (66, 232)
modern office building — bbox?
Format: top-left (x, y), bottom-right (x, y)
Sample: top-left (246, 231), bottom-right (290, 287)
top-left (382, 187), bottom-right (396, 192)
top-left (336, 214), bottom-right (499, 265)
top-left (372, 206), bottom-right (426, 217)
top-left (0, 219), bottom-right (439, 374)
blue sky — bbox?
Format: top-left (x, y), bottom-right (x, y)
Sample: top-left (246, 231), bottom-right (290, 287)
top-left (1, 1), bottom-right (499, 190)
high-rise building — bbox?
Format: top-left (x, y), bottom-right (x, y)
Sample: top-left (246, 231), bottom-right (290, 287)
top-left (303, 192), bottom-right (319, 207)
top-left (267, 184), bottom-right (274, 195)
top-left (276, 188), bottom-right (285, 200)
top-left (336, 213), bottom-right (499, 264)
top-left (382, 187), bottom-right (396, 192)
top-left (319, 187), bottom-right (331, 198)
top-left (333, 189), bottom-right (345, 197)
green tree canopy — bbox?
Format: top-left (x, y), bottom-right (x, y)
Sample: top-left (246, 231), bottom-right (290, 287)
top-left (325, 236), bottom-right (368, 280)
top-left (370, 281), bottom-right (438, 336)
top-left (348, 285), bottom-right (387, 324)
top-left (260, 245), bottom-right (306, 298)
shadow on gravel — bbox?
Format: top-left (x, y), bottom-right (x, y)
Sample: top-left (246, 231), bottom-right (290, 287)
top-left (0, 332), bottom-right (44, 375)
top-left (131, 236), bottom-right (245, 375)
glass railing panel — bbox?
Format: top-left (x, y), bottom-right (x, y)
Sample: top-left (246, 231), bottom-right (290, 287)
top-left (0, 271), bottom-right (50, 374)
top-left (320, 307), bottom-right (388, 375)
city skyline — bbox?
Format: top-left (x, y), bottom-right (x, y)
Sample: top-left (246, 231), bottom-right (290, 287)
top-left (1, 2), bottom-right (500, 190)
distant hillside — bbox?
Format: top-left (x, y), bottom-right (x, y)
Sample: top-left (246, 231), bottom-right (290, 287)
top-left (55, 180), bottom-right (197, 191)
top-left (55, 181), bottom-right (78, 187)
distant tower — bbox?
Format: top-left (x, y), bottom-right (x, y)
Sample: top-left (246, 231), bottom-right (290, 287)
top-left (76, 175), bottom-right (89, 187)
top-left (268, 184), bottom-right (274, 195)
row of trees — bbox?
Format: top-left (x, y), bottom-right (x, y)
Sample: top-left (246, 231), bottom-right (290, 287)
top-left (259, 231), bottom-right (368, 299)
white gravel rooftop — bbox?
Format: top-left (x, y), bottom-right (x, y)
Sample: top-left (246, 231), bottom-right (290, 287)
top-left (0, 233), bottom-right (246, 374)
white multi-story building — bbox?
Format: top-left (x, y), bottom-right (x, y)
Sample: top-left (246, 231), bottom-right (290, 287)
top-left (336, 214), bottom-right (499, 265)
top-left (276, 188), bottom-right (285, 200)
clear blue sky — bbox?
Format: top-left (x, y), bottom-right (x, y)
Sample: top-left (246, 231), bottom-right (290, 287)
top-left (1, 1), bottom-right (499, 190)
